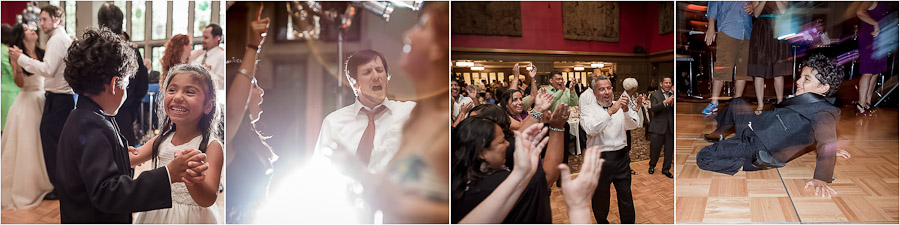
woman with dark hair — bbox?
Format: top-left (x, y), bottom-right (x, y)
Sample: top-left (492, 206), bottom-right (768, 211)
top-left (224, 3), bottom-right (274, 223)
top-left (452, 105), bottom-right (603, 223)
top-left (1, 22), bottom-right (51, 210)
top-left (160, 34), bottom-right (192, 83)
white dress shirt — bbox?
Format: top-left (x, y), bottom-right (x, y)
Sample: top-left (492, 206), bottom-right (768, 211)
top-left (452, 96), bottom-right (473, 118)
top-left (579, 91), bottom-right (639, 152)
top-left (314, 98), bottom-right (416, 172)
top-left (18, 28), bottom-right (73, 94)
top-left (190, 46), bottom-right (225, 90)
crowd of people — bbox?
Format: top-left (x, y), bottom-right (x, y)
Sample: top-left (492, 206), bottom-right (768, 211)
top-left (701, 1), bottom-right (894, 116)
top-left (450, 63), bottom-right (675, 223)
top-left (0, 3), bottom-right (225, 223)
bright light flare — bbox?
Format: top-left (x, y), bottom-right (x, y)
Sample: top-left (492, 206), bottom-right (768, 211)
top-left (254, 157), bottom-right (367, 224)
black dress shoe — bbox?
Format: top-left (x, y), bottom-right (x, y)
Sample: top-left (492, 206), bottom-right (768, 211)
top-left (44, 190), bottom-right (58, 200)
top-left (648, 167), bottom-right (655, 174)
top-left (752, 150), bottom-right (785, 170)
top-left (662, 171), bottom-right (673, 178)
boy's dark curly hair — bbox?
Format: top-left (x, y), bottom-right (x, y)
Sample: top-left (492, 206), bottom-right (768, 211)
top-left (64, 27), bottom-right (137, 95)
top-left (802, 54), bottom-right (843, 97)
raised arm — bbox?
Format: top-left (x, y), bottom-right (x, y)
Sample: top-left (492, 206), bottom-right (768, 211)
top-left (227, 4), bottom-right (269, 147)
top-left (751, 1), bottom-right (767, 17)
top-left (542, 104), bottom-right (569, 188)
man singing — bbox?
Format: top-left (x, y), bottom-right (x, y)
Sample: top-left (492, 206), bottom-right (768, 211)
top-left (580, 75), bottom-right (638, 223)
top-left (314, 49), bottom-right (416, 172)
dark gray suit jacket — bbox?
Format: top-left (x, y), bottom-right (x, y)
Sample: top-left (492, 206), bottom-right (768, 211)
top-left (648, 90), bottom-right (674, 134)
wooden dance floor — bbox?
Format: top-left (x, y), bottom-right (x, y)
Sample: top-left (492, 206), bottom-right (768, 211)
top-left (675, 101), bottom-right (899, 223)
top-left (551, 159), bottom-right (675, 224)
top-left (1, 163), bottom-right (226, 224)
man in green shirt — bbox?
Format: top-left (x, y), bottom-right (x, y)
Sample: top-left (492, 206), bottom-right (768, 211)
top-left (525, 71), bottom-right (579, 111)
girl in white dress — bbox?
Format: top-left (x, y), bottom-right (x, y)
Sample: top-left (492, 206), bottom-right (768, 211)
top-left (129, 64), bottom-right (223, 223)
top-left (0, 23), bottom-right (51, 210)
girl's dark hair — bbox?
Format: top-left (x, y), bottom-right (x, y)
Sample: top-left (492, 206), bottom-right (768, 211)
top-left (64, 27), bottom-right (136, 95)
top-left (11, 23), bottom-right (45, 76)
top-left (151, 64), bottom-right (221, 168)
top-left (451, 116), bottom-right (501, 201)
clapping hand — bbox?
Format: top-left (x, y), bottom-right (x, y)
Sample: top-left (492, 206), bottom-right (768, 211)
top-left (512, 123), bottom-right (550, 177)
top-left (664, 94), bottom-right (675, 105)
top-left (534, 89), bottom-right (554, 112)
top-left (559, 146), bottom-right (604, 215)
top-left (546, 103), bottom-right (569, 128)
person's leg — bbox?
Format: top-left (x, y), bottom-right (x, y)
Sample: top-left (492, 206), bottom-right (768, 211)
top-left (774, 76), bottom-right (785, 103)
top-left (734, 38), bottom-right (752, 98)
top-left (592, 161), bottom-right (615, 224)
top-left (706, 34), bottom-right (739, 114)
top-left (865, 73), bottom-right (879, 107)
top-left (613, 156), bottom-right (636, 224)
top-left (858, 73), bottom-right (873, 112)
top-left (754, 77), bottom-right (765, 112)
top-left (649, 132), bottom-right (663, 173)
top-left (711, 80), bottom-right (725, 104)
top-left (734, 80), bottom-right (747, 98)
top-left (662, 131), bottom-right (674, 173)
top-left (40, 94), bottom-right (58, 187)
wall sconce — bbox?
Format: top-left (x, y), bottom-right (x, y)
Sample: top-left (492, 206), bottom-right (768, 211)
top-left (591, 63), bottom-right (604, 68)
top-left (471, 66), bottom-right (485, 71)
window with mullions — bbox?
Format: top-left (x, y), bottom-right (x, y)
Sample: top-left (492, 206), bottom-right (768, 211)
top-left (132, 0), bottom-right (146, 42)
top-left (151, 0), bottom-right (167, 40)
top-left (172, 1), bottom-right (189, 35)
top-left (152, 46), bottom-right (165, 73)
top-left (194, 1), bottom-right (212, 37)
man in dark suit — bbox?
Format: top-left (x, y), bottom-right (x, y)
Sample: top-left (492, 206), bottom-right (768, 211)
top-left (697, 54), bottom-right (848, 197)
top-left (573, 77), bottom-right (586, 95)
top-left (98, 3), bottom-right (148, 145)
top-left (56, 27), bottom-right (209, 223)
top-left (648, 77), bottom-right (675, 178)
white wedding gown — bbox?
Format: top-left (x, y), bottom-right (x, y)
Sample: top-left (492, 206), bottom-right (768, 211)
top-left (0, 74), bottom-right (51, 210)
top-left (134, 134), bottom-right (222, 224)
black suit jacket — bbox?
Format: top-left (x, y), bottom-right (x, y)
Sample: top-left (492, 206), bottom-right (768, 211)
top-left (56, 97), bottom-right (172, 223)
top-left (115, 47), bottom-right (149, 144)
top-left (648, 90), bottom-right (674, 134)
top-left (749, 93), bottom-right (840, 182)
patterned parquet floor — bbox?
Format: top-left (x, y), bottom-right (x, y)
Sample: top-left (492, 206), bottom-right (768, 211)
top-left (675, 101), bottom-right (899, 224)
top-left (1, 162), bottom-right (226, 224)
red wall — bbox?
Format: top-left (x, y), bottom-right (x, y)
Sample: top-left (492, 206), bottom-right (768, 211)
top-left (1, 2), bottom-right (28, 26)
top-left (452, 1), bottom-right (674, 54)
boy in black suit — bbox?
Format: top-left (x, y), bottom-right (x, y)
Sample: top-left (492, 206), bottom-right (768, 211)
top-left (55, 27), bottom-right (209, 223)
top-left (697, 54), bottom-right (849, 197)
